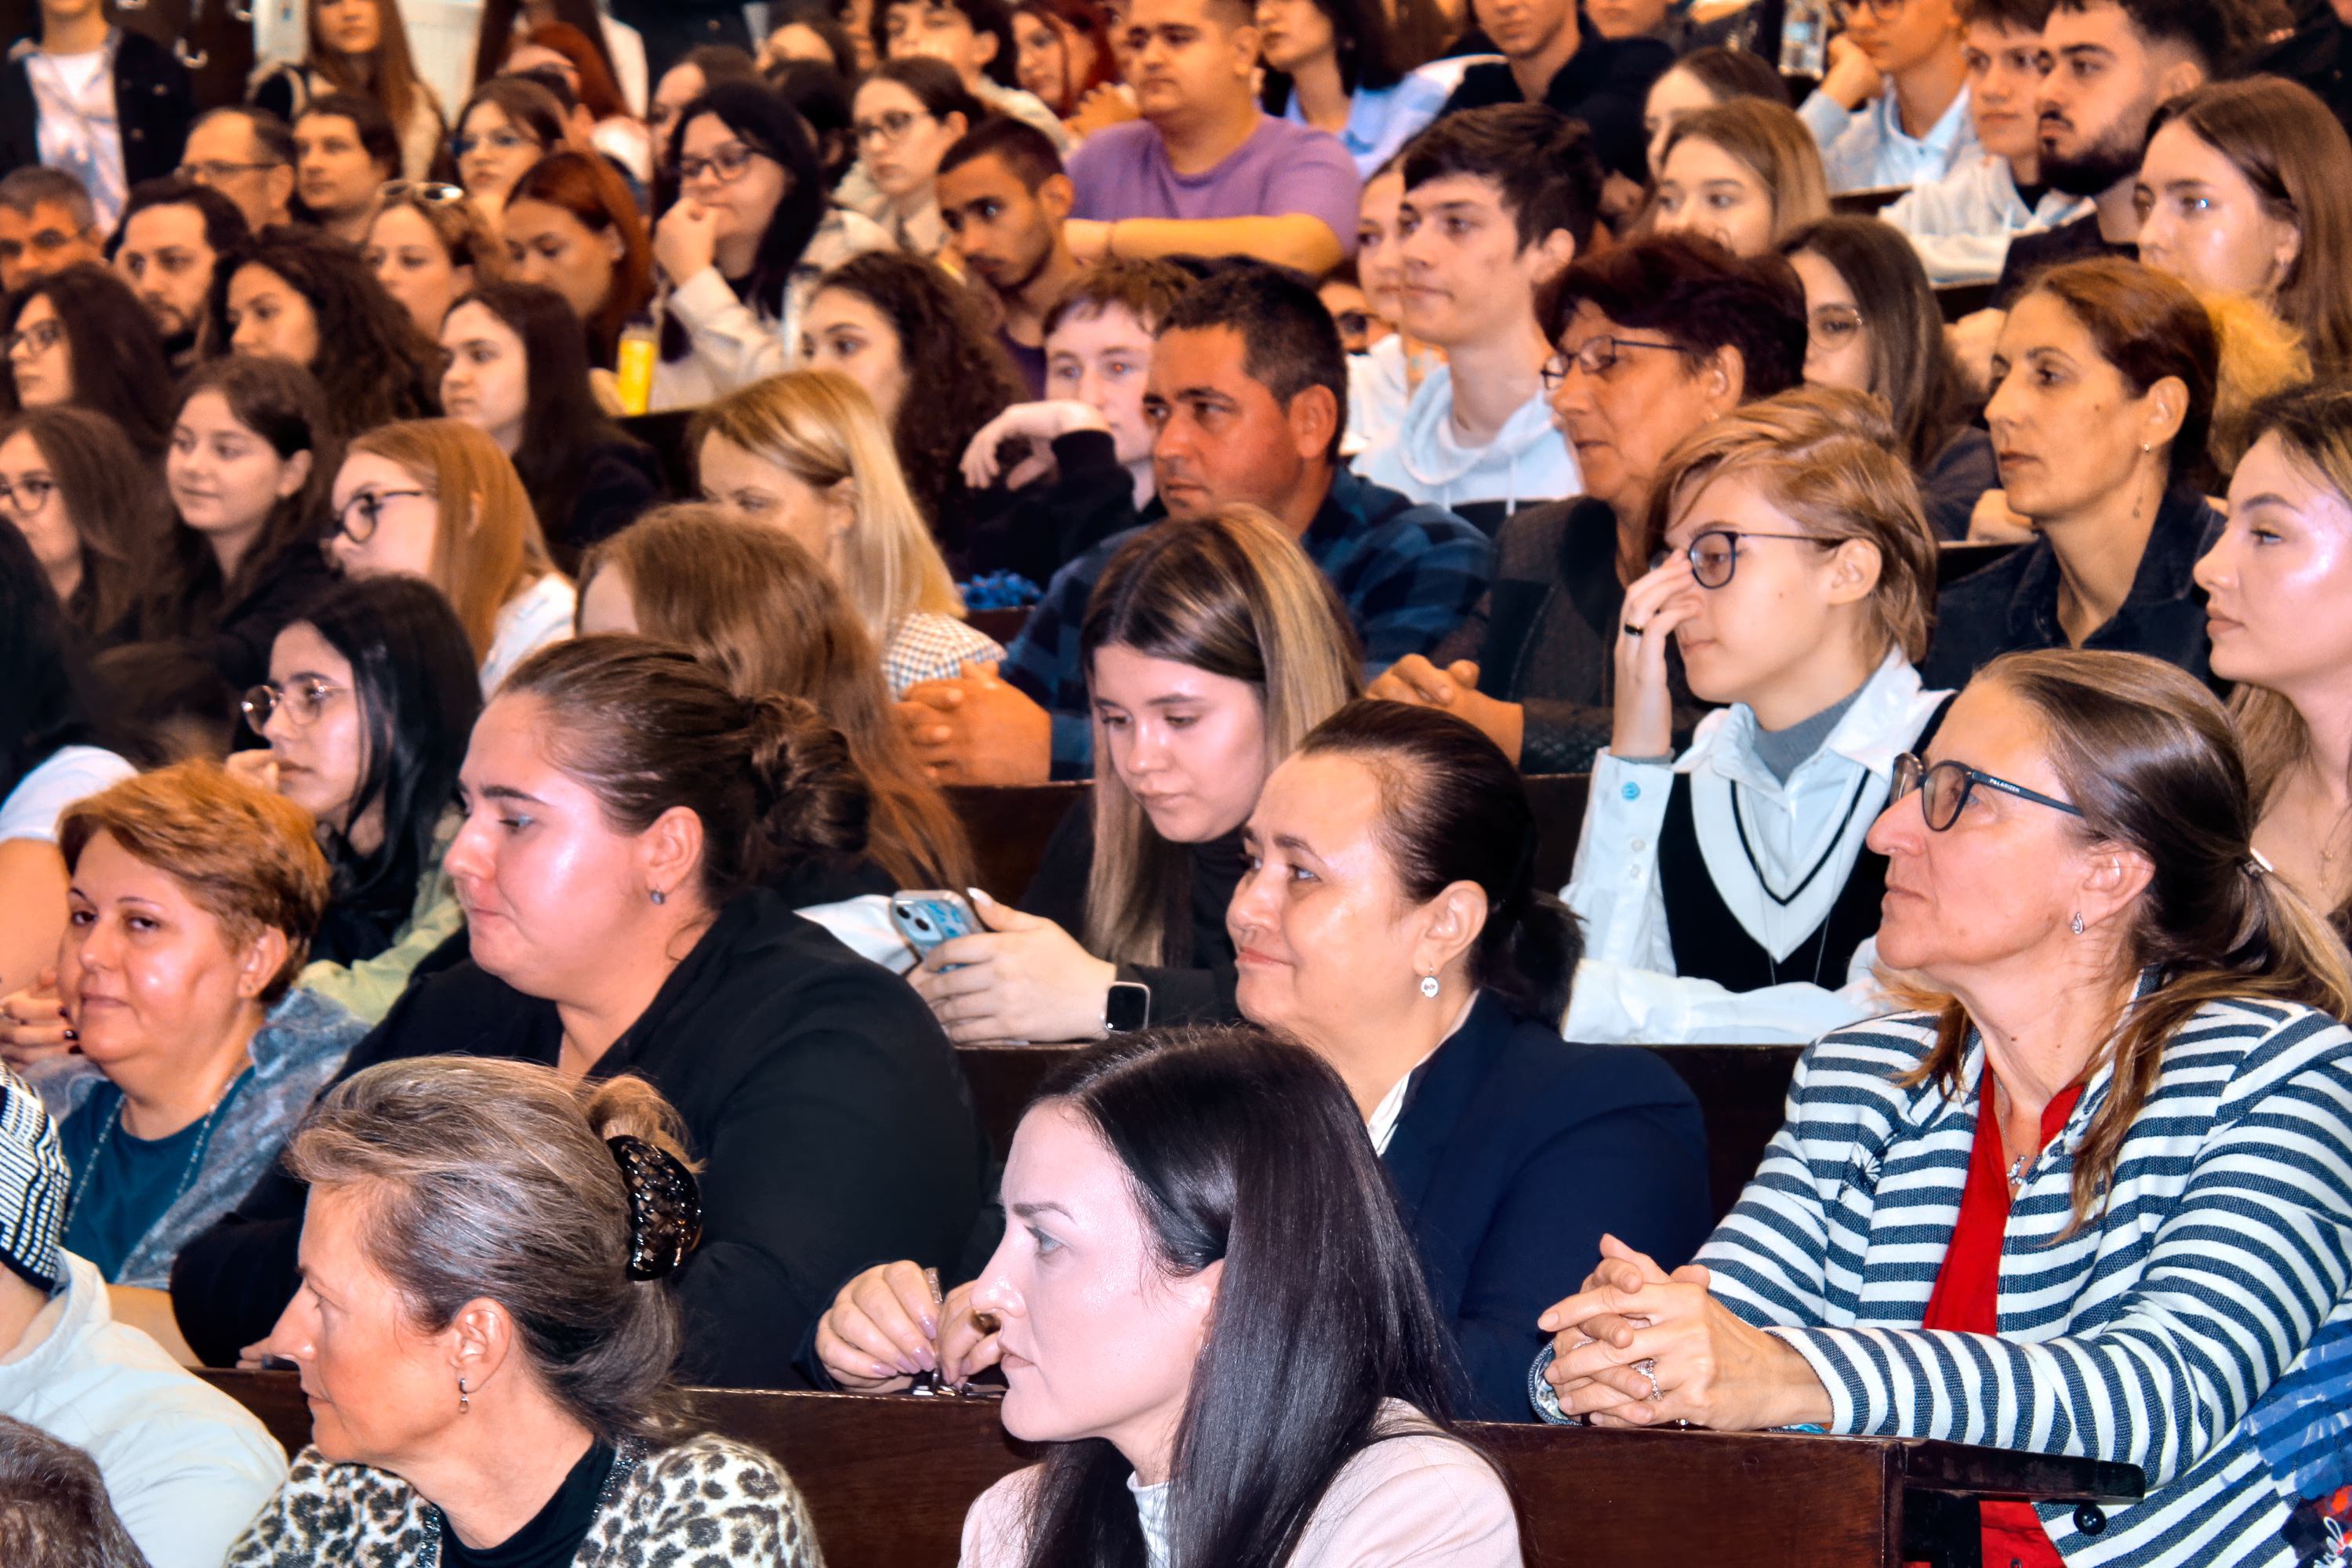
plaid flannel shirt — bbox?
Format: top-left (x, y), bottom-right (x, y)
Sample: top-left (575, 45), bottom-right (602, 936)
top-left (1002, 467), bottom-right (1493, 773)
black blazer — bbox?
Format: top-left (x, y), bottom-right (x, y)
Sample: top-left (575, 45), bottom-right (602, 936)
top-left (0, 30), bottom-right (194, 190)
top-left (1382, 993), bottom-right (1711, 1420)
top-left (170, 889), bottom-right (991, 1389)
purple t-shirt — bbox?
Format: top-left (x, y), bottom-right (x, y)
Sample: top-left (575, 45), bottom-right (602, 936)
top-left (1066, 114), bottom-right (1361, 254)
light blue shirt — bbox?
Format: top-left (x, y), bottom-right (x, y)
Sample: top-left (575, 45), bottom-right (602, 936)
top-left (1880, 152), bottom-right (2092, 283)
top-left (1798, 83), bottom-right (1980, 194)
top-left (1279, 58), bottom-right (1472, 179)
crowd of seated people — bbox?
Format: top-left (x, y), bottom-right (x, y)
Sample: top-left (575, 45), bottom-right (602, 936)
top-left (0, 0), bottom-right (2346, 1562)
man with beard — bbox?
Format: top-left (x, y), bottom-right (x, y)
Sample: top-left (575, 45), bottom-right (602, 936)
top-left (937, 117), bottom-right (1083, 396)
top-left (104, 179), bottom-right (246, 371)
top-left (1986, 0), bottom-right (2230, 307)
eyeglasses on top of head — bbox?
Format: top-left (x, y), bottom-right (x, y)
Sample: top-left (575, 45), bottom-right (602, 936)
top-left (1889, 752), bottom-right (2085, 832)
top-left (1540, 335), bottom-right (1696, 390)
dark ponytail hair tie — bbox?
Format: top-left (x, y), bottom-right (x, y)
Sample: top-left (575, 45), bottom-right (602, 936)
top-left (608, 1134), bottom-right (703, 1280)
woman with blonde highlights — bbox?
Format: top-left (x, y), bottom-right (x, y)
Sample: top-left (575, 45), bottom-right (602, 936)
top-left (578, 505), bottom-right (976, 902)
top-left (1563, 386), bottom-right (1947, 1044)
top-left (1650, 100), bottom-right (1830, 259)
top-left (1538, 648), bottom-right (2352, 1568)
top-left (910, 506), bottom-right (1361, 1044)
top-left (324, 419), bottom-right (572, 693)
top-left (693, 369), bottom-right (998, 697)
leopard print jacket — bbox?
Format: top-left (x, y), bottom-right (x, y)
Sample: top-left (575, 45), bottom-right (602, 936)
top-left (226, 1431), bottom-right (824, 1567)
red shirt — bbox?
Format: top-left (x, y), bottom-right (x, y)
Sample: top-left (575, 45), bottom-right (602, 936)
top-left (1919, 1068), bottom-right (2085, 1568)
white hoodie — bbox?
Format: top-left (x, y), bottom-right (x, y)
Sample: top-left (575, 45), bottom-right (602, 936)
top-left (0, 1251), bottom-right (286, 1568)
top-left (1356, 365), bottom-right (1581, 522)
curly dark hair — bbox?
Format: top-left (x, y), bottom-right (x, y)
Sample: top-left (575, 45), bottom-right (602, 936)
top-left (207, 225), bottom-right (442, 437)
top-left (1541, 231), bottom-right (1806, 402)
top-left (0, 263), bottom-right (174, 459)
top-left (811, 249), bottom-right (1022, 543)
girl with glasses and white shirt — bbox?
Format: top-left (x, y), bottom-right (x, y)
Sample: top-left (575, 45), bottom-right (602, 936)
top-left (1560, 385), bottom-right (1949, 1044)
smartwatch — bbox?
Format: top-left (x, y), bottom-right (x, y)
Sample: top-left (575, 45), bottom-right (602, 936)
top-left (1105, 980), bottom-right (1152, 1033)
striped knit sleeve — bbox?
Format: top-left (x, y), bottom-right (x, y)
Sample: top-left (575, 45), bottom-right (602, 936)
top-left (1765, 1008), bottom-right (2352, 1489)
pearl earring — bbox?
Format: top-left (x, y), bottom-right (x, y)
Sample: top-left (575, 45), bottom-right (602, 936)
top-left (1419, 974), bottom-right (1439, 999)
top-left (2071, 913), bottom-right (2085, 935)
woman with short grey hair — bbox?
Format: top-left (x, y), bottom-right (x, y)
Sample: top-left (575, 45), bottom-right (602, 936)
top-left (227, 1056), bottom-right (822, 1567)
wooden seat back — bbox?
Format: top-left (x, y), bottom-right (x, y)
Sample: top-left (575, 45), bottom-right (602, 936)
top-left (197, 1374), bottom-right (2136, 1568)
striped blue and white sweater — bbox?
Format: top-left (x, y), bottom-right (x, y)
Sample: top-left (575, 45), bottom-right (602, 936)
top-left (1538, 997), bottom-right (2352, 1567)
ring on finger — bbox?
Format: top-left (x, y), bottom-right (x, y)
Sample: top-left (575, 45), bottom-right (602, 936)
top-left (1635, 1357), bottom-right (1662, 1403)
top-left (1622, 622), bottom-right (1643, 637)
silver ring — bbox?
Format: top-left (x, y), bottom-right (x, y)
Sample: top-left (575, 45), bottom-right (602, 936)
top-left (1635, 1358), bottom-right (1661, 1403)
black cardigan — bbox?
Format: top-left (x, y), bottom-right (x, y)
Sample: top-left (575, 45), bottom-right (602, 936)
top-left (0, 29), bottom-right (194, 190)
top-left (1020, 790), bottom-right (1246, 1028)
top-left (169, 889), bottom-right (990, 1388)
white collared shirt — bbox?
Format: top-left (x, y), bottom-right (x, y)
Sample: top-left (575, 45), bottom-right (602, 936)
top-left (1881, 154), bottom-right (2092, 284)
top-left (1799, 84), bottom-right (1980, 194)
top-left (1559, 652), bottom-right (1952, 1044)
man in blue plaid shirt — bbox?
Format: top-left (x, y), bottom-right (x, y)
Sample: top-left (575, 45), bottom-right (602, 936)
top-left (900, 265), bottom-right (1494, 779)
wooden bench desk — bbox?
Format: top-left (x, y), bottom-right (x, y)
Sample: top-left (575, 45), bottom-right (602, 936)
top-left (198, 1373), bottom-right (2140, 1568)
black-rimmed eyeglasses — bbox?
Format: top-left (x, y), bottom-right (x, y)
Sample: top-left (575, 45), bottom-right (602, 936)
top-left (1653, 528), bottom-right (1835, 588)
top-left (1540, 336), bottom-right (1694, 389)
top-left (1889, 752), bottom-right (2085, 832)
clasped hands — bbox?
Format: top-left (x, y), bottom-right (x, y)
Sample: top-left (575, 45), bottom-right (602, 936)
top-left (815, 1261), bottom-right (1002, 1392)
top-left (1537, 1235), bottom-right (1831, 1432)
top-left (1364, 656), bottom-right (1526, 764)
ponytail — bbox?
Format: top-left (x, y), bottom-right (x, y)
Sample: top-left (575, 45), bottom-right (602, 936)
top-left (1298, 700), bottom-right (1584, 1025)
top-left (501, 634), bottom-right (875, 909)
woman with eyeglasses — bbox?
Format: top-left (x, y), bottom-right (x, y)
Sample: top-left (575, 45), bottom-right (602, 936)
top-left (249, 0), bottom-right (449, 183)
top-left (648, 80), bottom-right (894, 411)
top-left (1536, 647), bottom-right (2352, 1568)
top-left (147, 357), bottom-right (339, 694)
top-left (0, 263), bottom-right (175, 463)
top-left (227, 575), bottom-right (481, 1024)
top-left (1561, 386), bottom-right (1948, 1044)
top-left (0, 407), bottom-right (174, 648)
top-left (365, 180), bottom-right (507, 337)
top-left (500, 151), bottom-right (655, 372)
top-left (1780, 216), bottom-right (1994, 540)
top-left (452, 76), bottom-right (571, 222)
top-left (210, 227), bottom-right (443, 441)
top-left (1921, 259), bottom-right (2224, 694)
top-left (847, 58), bottom-right (984, 256)
top-left (1367, 234), bottom-right (1806, 773)
top-left (325, 419), bottom-right (573, 695)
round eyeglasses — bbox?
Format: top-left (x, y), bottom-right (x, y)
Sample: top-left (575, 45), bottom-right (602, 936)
top-left (333, 487), bottom-right (433, 544)
top-left (1889, 752), bottom-right (2085, 832)
top-left (1656, 528), bottom-right (1835, 588)
top-left (242, 678), bottom-right (347, 732)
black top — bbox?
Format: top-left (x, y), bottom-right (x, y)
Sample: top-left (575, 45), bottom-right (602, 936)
top-left (0, 30), bottom-right (194, 189)
top-left (2253, 9), bottom-right (2352, 140)
top-left (956, 428), bottom-right (1152, 589)
top-left (169, 889), bottom-right (989, 1387)
top-left (1921, 426), bottom-right (1998, 542)
top-left (1989, 212), bottom-right (2136, 310)
top-left (441, 1442), bottom-right (616, 1568)
top-left (153, 539), bottom-right (339, 695)
top-left (1919, 483), bottom-right (2226, 694)
top-left (1019, 790), bottom-right (1245, 1028)
top-left (541, 436), bottom-right (664, 577)
top-left (1437, 27), bottom-right (1674, 181)
top-left (1382, 993), bottom-right (1710, 1419)
top-left (1438, 496), bottom-right (1700, 774)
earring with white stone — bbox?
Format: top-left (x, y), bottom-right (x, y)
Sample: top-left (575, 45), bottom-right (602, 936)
top-left (1419, 973), bottom-right (1440, 999)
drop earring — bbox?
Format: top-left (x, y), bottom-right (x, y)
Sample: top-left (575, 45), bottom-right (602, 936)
top-left (2071, 913), bottom-right (2085, 935)
top-left (458, 1376), bottom-right (470, 1414)
top-left (1419, 974), bottom-right (1439, 999)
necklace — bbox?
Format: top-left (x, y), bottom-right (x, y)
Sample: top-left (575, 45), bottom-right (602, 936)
top-left (64, 1065), bottom-right (252, 1228)
top-left (1730, 771), bottom-right (1875, 909)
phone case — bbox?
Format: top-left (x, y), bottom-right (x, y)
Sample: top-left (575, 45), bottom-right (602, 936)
top-left (891, 892), bottom-right (979, 956)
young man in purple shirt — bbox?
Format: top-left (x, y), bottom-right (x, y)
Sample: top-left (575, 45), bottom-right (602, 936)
top-left (1062, 0), bottom-right (1359, 274)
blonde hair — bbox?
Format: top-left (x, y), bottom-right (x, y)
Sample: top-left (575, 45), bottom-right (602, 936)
top-left (1075, 506), bottom-right (1363, 966)
top-left (578, 505), bottom-right (976, 891)
top-left (1640, 386), bottom-right (1940, 664)
top-left (1661, 100), bottom-right (1830, 249)
top-left (1905, 650), bottom-right (2352, 1230)
top-left (348, 419), bottom-right (555, 662)
top-left (690, 370), bottom-right (966, 652)
top-left (2205, 290), bottom-right (2312, 476)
